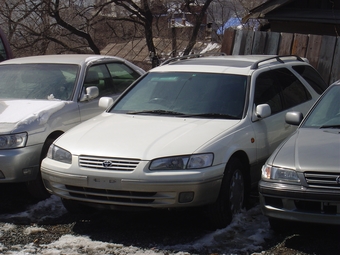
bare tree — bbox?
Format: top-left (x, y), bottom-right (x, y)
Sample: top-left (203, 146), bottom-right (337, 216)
top-left (0, 0), bottom-right (217, 64)
top-left (182, 0), bottom-right (213, 56)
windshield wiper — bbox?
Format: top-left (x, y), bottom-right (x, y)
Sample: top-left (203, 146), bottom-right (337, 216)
top-left (126, 110), bottom-right (185, 116)
top-left (181, 113), bottom-right (240, 119)
top-left (320, 124), bottom-right (340, 129)
top-left (127, 111), bottom-right (240, 119)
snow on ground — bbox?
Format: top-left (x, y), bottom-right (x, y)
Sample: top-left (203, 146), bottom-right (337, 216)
top-left (0, 195), bottom-right (272, 254)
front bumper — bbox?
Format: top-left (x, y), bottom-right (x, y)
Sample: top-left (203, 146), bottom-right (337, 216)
top-left (0, 144), bottom-right (42, 183)
top-left (259, 180), bottom-right (340, 225)
top-left (41, 157), bottom-right (225, 209)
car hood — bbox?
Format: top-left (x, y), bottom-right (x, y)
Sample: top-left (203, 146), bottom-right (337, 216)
top-left (0, 99), bottom-right (66, 133)
top-left (56, 113), bottom-right (240, 159)
top-left (271, 128), bottom-right (340, 172)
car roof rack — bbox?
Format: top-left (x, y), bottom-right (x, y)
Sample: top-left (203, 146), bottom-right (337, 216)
top-left (160, 54), bottom-right (305, 69)
top-left (160, 52), bottom-right (226, 66)
top-left (250, 55), bottom-right (305, 70)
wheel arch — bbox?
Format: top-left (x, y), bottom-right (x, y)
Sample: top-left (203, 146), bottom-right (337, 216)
top-left (226, 151), bottom-right (251, 198)
top-left (40, 130), bottom-right (64, 160)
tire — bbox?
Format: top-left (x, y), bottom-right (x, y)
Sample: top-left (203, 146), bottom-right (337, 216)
top-left (26, 138), bottom-right (54, 200)
top-left (268, 217), bottom-right (291, 233)
top-left (62, 199), bottom-right (95, 214)
top-left (206, 157), bottom-right (245, 229)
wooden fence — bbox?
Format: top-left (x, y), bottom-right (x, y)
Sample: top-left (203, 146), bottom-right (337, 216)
top-left (220, 28), bottom-right (340, 85)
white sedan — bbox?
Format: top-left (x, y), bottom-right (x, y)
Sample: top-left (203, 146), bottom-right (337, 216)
top-left (41, 54), bottom-right (327, 228)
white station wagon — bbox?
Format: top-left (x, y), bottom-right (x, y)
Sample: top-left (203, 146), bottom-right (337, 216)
top-left (41, 55), bottom-right (327, 227)
top-left (0, 54), bottom-right (145, 199)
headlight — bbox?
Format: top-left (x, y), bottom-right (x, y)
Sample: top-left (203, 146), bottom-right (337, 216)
top-left (149, 153), bottom-right (213, 170)
top-left (262, 164), bottom-right (300, 182)
top-left (47, 144), bottom-right (72, 164)
top-left (0, 132), bottom-right (27, 149)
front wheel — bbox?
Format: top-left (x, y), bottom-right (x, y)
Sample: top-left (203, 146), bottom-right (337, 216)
top-left (62, 199), bottom-right (95, 214)
top-left (26, 138), bottom-right (55, 200)
top-left (206, 158), bottom-right (245, 229)
top-left (268, 217), bottom-right (292, 233)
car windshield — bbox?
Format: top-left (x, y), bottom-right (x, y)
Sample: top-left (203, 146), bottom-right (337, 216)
top-left (112, 72), bottom-right (247, 119)
top-left (0, 64), bottom-right (79, 100)
top-left (303, 85), bottom-right (340, 128)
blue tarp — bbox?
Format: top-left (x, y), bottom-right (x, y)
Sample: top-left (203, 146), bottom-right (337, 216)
top-left (217, 17), bottom-right (260, 35)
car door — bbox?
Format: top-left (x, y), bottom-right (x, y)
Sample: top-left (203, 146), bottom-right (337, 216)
top-left (78, 62), bottom-right (141, 121)
top-left (251, 67), bottom-right (314, 163)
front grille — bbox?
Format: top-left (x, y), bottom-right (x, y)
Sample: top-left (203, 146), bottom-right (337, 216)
top-left (65, 185), bottom-right (156, 204)
top-left (304, 172), bottom-right (340, 189)
top-left (79, 155), bottom-right (140, 171)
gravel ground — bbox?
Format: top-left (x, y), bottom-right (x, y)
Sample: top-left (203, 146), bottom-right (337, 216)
top-left (0, 183), bottom-right (339, 255)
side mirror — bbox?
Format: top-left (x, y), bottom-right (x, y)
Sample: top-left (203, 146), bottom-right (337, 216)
top-left (286, 111), bottom-right (303, 126)
top-left (99, 97), bottom-right (114, 109)
top-left (255, 104), bottom-right (271, 119)
top-left (80, 86), bottom-right (99, 102)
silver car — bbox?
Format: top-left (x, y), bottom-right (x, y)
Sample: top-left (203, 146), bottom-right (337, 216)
top-left (0, 54), bottom-right (145, 199)
top-left (259, 80), bottom-right (340, 230)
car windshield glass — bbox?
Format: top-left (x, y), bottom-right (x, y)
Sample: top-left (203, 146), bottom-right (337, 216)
top-left (112, 72), bottom-right (247, 119)
top-left (303, 85), bottom-right (340, 128)
top-left (0, 64), bottom-right (79, 100)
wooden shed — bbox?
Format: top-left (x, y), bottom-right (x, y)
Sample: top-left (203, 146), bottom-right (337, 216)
top-left (243, 0), bottom-right (340, 36)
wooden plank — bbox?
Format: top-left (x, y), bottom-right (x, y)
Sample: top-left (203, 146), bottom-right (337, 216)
top-left (305, 34), bottom-right (322, 68)
top-left (291, 34), bottom-right (308, 57)
top-left (265, 32), bottom-right (280, 55)
top-left (232, 30), bottom-right (246, 55)
top-left (221, 28), bottom-right (235, 55)
top-left (317, 35), bottom-right (337, 84)
top-left (244, 30), bottom-right (254, 55)
top-left (329, 37), bottom-right (340, 84)
top-left (252, 31), bottom-right (267, 54)
top-left (278, 33), bottom-right (293, 55)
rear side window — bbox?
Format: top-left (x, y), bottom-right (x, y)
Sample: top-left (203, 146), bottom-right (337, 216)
top-left (255, 68), bottom-right (312, 114)
top-left (292, 65), bottom-right (327, 94)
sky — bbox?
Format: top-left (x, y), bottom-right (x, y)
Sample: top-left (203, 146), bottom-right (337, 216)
top-left (0, 195), bottom-right (272, 255)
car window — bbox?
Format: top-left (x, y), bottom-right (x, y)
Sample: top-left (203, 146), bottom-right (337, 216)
top-left (106, 63), bottom-right (141, 93)
top-left (254, 68), bottom-right (311, 114)
top-left (292, 65), bottom-right (328, 94)
top-left (113, 72), bottom-right (247, 119)
top-left (0, 64), bottom-right (78, 100)
top-left (279, 68), bottom-right (312, 108)
top-left (303, 85), bottom-right (340, 128)
top-left (84, 64), bottom-right (113, 97)
top-left (84, 63), bottom-right (140, 97)
top-left (254, 73), bottom-right (283, 114)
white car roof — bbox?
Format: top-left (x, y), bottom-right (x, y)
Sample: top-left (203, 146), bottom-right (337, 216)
top-left (151, 55), bottom-right (309, 75)
top-left (0, 54), bottom-right (127, 65)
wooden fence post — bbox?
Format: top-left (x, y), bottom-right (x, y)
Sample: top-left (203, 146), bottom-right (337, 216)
top-left (292, 34), bottom-right (308, 57)
top-left (317, 35), bottom-right (337, 84)
top-left (330, 37), bottom-right (340, 84)
top-left (278, 33), bottom-right (294, 55)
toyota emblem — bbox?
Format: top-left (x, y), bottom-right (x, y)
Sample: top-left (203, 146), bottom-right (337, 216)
top-left (336, 176), bottom-right (340, 185)
top-left (102, 160), bottom-right (112, 168)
